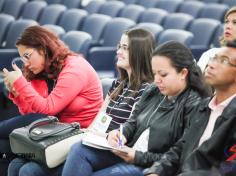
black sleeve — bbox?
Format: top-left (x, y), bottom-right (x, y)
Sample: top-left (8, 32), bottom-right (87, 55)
top-left (134, 151), bottom-right (162, 167)
top-left (122, 94), bottom-right (142, 142)
top-left (142, 92), bottom-right (201, 176)
top-left (123, 84), bottom-right (157, 142)
top-left (143, 134), bottom-right (185, 176)
top-left (136, 91), bottom-right (201, 169)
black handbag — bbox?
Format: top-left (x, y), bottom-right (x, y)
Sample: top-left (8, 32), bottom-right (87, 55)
top-left (9, 116), bottom-right (84, 168)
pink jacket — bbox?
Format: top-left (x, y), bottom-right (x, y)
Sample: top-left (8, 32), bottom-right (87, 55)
top-left (9, 55), bottom-right (103, 128)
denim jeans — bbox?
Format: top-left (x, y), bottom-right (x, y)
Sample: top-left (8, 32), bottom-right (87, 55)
top-left (0, 113), bottom-right (47, 175)
top-left (0, 113), bottom-right (47, 139)
top-left (62, 142), bottom-right (144, 176)
top-left (0, 113), bottom-right (47, 153)
top-left (8, 158), bottom-right (63, 176)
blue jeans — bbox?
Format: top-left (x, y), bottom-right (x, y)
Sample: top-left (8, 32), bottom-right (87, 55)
top-left (0, 113), bottom-right (47, 175)
top-left (8, 158), bottom-right (63, 176)
top-left (62, 142), bottom-right (144, 176)
top-left (0, 113), bottom-right (47, 139)
top-left (0, 113), bottom-right (47, 152)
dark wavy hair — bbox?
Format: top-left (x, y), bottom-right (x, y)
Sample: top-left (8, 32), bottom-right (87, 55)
top-left (16, 25), bottom-right (75, 80)
top-left (152, 41), bottom-right (211, 98)
top-left (110, 28), bottom-right (154, 99)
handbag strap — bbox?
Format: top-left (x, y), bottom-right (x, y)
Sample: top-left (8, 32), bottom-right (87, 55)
top-left (28, 116), bottom-right (59, 131)
top-left (28, 117), bottom-right (80, 141)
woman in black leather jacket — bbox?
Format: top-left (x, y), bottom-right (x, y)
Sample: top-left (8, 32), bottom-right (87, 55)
top-left (61, 41), bottom-right (211, 176)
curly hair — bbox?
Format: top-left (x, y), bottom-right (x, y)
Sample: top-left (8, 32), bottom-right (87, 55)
top-left (16, 25), bottom-right (75, 80)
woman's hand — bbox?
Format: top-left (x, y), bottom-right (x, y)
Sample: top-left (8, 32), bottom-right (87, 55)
top-left (2, 64), bottom-right (22, 91)
top-left (107, 129), bottom-right (127, 148)
top-left (112, 146), bottom-right (135, 163)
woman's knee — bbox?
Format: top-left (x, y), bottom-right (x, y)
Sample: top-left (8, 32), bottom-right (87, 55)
top-left (8, 158), bottom-right (26, 176)
top-left (69, 141), bottom-right (87, 157)
top-left (19, 162), bottom-right (45, 176)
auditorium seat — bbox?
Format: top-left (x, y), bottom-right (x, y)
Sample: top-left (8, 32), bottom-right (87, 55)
top-left (189, 18), bottom-right (221, 60)
top-left (155, 0), bottom-right (181, 13)
top-left (83, 0), bottom-right (105, 14)
top-left (46, 0), bottom-right (63, 4)
top-left (119, 4), bottom-right (144, 22)
top-left (57, 8), bottom-right (88, 31)
top-left (81, 14), bottom-right (111, 44)
top-left (138, 8), bottom-right (168, 25)
top-left (38, 4), bottom-right (66, 25)
top-left (189, 18), bottom-right (221, 50)
top-left (3, 19), bottom-right (38, 49)
top-left (63, 0), bottom-right (82, 9)
top-left (0, 19), bottom-right (38, 70)
top-left (1, 0), bottom-right (27, 18)
top-left (0, 0), bottom-right (5, 12)
top-left (162, 13), bottom-right (193, 30)
top-left (97, 1), bottom-right (125, 17)
top-left (178, 1), bottom-right (204, 18)
top-left (137, 0), bottom-right (159, 8)
top-left (201, 0), bottom-right (221, 3)
top-left (43, 24), bottom-right (65, 38)
top-left (135, 22), bottom-right (163, 43)
top-left (123, 0), bottom-right (138, 5)
top-left (211, 23), bottom-right (224, 48)
top-left (21, 1), bottom-right (47, 21)
top-left (158, 29), bottom-right (193, 46)
top-left (62, 31), bottom-right (92, 57)
top-left (0, 14), bottom-right (14, 45)
top-left (101, 78), bottom-right (115, 99)
top-left (222, 0), bottom-right (236, 7)
top-left (199, 4), bottom-right (229, 22)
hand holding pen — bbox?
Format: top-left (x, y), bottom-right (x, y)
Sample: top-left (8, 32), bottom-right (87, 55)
top-left (118, 124), bottom-right (123, 148)
top-left (107, 128), bottom-right (127, 148)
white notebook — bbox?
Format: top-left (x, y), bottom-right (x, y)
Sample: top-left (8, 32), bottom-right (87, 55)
top-left (82, 132), bottom-right (128, 154)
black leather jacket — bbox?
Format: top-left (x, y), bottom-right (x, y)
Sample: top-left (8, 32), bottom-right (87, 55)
top-left (144, 96), bottom-right (236, 176)
top-left (122, 84), bottom-right (203, 167)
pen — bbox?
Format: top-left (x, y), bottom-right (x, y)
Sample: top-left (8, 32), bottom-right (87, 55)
top-left (119, 124), bottom-right (123, 148)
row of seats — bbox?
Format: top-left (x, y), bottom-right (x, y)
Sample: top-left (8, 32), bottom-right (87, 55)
top-left (196, 0), bottom-right (236, 6)
top-left (0, 9), bottom-right (223, 48)
top-left (43, 0), bottom-right (235, 7)
top-left (0, 0), bottom-right (225, 48)
top-left (0, 0), bottom-right (229, 23)
top-left (0, 0), bottom-right (228, 78)
top-left (0, 16), bottom-right (221, 76)
top-left (87, 0), bottom-right (229, 22)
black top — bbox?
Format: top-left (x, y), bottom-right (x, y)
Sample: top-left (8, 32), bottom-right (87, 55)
top-left (144, 96), bottom-right (236, 176)
top-left (122, 84), bottom-right (203, 167)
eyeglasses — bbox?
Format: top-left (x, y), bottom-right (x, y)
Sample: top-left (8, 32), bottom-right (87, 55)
top-left (116, 44), bottom-right (129, 51)
top-left (20, 49), bottom-right (34, 63)
top-left (209, 55), bottom-right (236, 67)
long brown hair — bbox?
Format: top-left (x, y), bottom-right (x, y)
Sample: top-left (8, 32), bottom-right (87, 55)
top-left (110, 28), bottom-right (154, 99)
top-left (16, 25), bottom-right (75, 80)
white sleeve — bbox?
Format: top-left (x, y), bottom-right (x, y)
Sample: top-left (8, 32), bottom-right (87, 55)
top-left (197, 48), bottom-right (220, 72)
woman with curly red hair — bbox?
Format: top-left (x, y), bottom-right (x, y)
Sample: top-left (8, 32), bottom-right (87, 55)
top-left (1, 25), bottom-right (103, 155)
